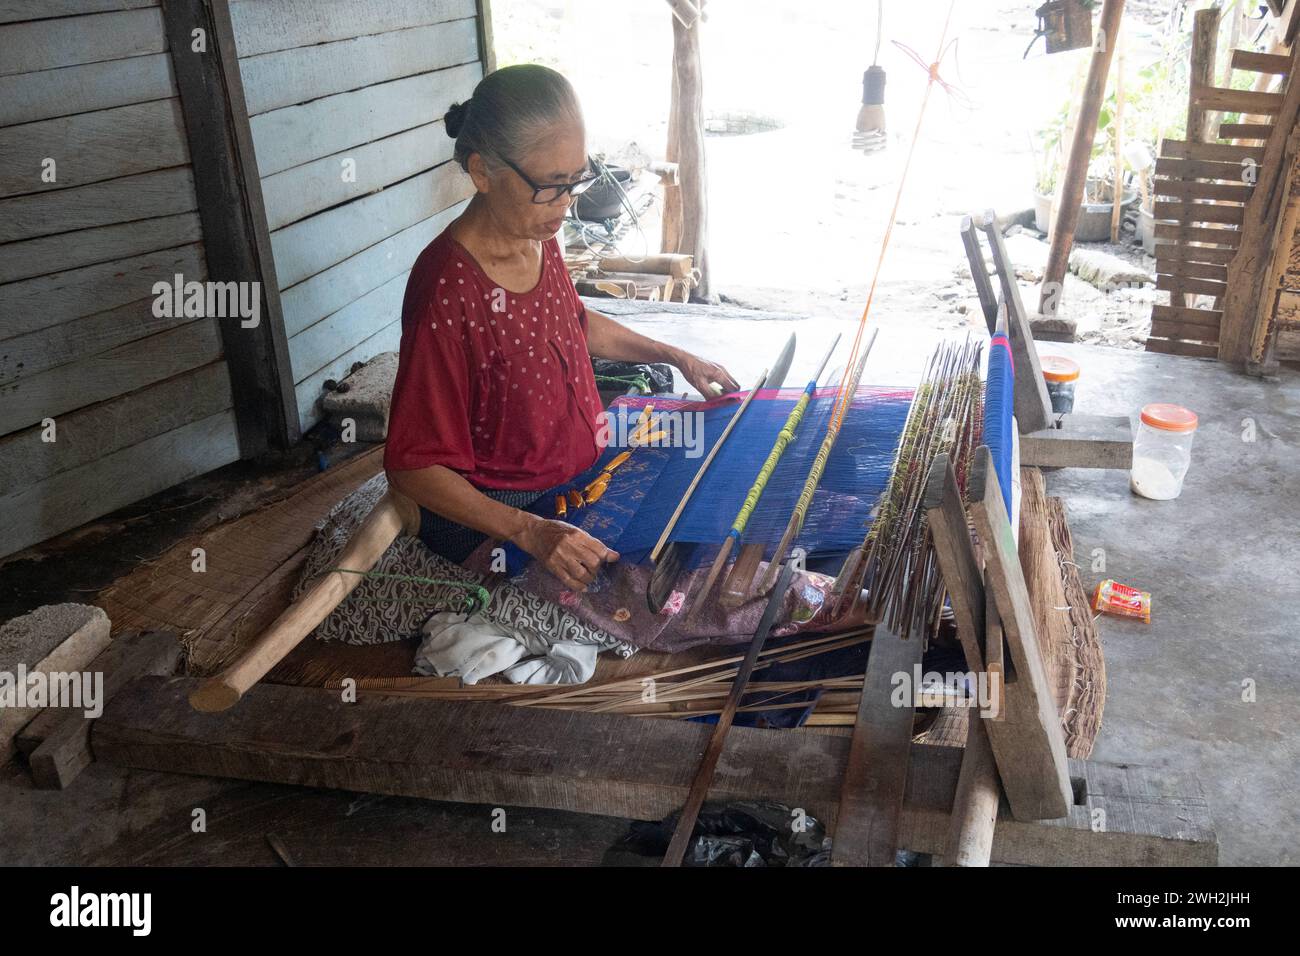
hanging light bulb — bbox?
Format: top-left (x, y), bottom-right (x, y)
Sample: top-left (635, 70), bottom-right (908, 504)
top-left (854, 65), bottom-right (887, 152)
top-left (853, 0), bottom-right (887, 153)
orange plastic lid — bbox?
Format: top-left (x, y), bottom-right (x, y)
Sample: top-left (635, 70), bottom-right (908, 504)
top-left (1140, 403), bottom-right (1198, 433)
top-left (1040, 355), bottom-right (1080, 383)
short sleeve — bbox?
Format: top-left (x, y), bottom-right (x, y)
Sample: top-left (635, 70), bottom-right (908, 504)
top-left (550, 237), bottom-right (588, 333)
top-left (383, 292), bottom-right (476, 474)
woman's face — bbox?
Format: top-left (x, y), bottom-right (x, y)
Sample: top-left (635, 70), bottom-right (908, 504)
top-left (472, 123), bottom-right (588, 243)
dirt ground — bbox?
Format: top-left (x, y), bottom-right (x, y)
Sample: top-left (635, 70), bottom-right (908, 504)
top-left (496, 0), bottom-right (1184, 349)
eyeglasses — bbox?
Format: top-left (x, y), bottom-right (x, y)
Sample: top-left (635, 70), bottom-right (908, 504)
top-left (502, 155), bottom-right (601, 204)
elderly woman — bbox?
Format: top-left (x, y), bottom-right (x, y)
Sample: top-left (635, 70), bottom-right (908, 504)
top-left (385, 65), bottom-right (736, 594)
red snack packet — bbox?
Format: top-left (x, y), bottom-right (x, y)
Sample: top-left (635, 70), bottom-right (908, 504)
top-left (1092, 579), bottom-right (1151, 623)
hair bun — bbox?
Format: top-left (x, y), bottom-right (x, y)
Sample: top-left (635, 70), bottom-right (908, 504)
top-left (445, 100), bottom-right (470, 138)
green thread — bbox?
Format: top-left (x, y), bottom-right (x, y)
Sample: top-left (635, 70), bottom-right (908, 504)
top-left (730, 390), bottom-right (813, 536)
top-left (594, 372), bottom-right (651, 393)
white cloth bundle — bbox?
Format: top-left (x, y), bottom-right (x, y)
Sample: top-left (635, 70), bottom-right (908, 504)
top-left (414, 611), bottom-right (599, 685)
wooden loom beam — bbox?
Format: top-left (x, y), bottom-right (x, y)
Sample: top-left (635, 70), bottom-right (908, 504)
top-left (831, 620), bottom-right (923, 866)
top-left (188, 489), bottom-right (421, 712)
top-left (95, 675), bottom-right (1218, 865)
top-left (924, 451), bottom-right (1072, 822)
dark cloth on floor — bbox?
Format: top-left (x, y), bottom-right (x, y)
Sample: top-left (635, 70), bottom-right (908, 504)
top-left (418, 488), bottom-right (543, 564)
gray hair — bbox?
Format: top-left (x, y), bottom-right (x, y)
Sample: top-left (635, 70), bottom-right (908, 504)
top-left (444, 64), bottom-right (583, 172)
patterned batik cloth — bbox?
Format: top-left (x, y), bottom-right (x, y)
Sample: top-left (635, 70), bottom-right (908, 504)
top-left (294, 474), bottom-right (636, 661)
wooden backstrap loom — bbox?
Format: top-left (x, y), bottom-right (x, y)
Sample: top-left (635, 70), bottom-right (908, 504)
top-left (37, 211), bottom-right (1215, 865)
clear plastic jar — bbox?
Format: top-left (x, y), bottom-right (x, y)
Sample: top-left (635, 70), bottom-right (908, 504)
top-left (1040, 355), bottom-right (1080, 414)
top-left (1130, 404), bottom-right (1198, 500)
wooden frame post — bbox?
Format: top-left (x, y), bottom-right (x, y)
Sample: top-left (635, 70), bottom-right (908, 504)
top-left (662, 4), bottom-right (711, 302)
top-left (923, 452), bottom-right (1073, 821)
top-left (161, 0), bottom-right (300, 454)
top-left (1038, 0), bottom-right (1126, 319)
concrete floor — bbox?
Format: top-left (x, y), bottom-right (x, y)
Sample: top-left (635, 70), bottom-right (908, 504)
top-left (2, 305), bottom-right (1296, 866)
top-left (613, 306), bottom-right (1300, 867)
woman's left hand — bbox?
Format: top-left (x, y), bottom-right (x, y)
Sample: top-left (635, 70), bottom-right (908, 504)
top-left (675, 352), bottom-right (740, 398)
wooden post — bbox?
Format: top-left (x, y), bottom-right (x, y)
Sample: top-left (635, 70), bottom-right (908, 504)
top-left (474, 0), bottom-right (497, 75)
top-left (1110, 34), bottom-right (1126, 243)
top-left (942, 710), bottom-right (1001, 867)
top-left (1038, 0), bottom-right (1126, 319)
top-left (1248, 127), bottom-right (1300, 365)
top-left (965, 448), bottom-right (1073, 819)
top-left (1187, 7), bottom-right (1221, 145)
top-left (662, 7), bottom-right (711, 301)
top-left (922, 453), bottom-right (1071, 823)
top-left (160, 0), bottom-right (300, 453)
top-left (977, 216), bottom-right (1054, 433)
top-left (832, 621), bottom-right (924, 867)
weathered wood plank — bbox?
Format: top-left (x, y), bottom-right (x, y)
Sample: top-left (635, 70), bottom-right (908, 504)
top-left (0, 52), bottom-right (174, 127)
top-left (0, 98), bottom-right (189, 197)
top-left (0, 211), bottom-right (200, 283)
top-left (294, 317), bottom-right (401, 429)
top-left (0, 1), bottom-right (156, 25)
top-left (1231, 49), bottom-right (1291, 74)
top-left (1150, 303), bottom-right (1223, 328)
top-left (975, 214), bottom-right (1053, 433)
top-left (0, 362), bottom-right (231, 490)
top-left (248, 63), bottom-right (479, 177)
top-left (1160, 138), bottom-right (1267, 164)
top-left (1217, 122), bottom-right (1273, 141)
top-left (1151, 319), bottom-right (1220, 343)
top-left (1018, 414), bottom-right (1134, 470)
top-left (0, 242), bottom-right (204, 339)
top-left (0, 318), bottom-right (223, 434)
top-left (22, 631), bottom-right (182, 789)
top-left (966, 447), bottom-right (1073, 820)
top-left (1155, 259), bottom-right (1228, 283)
top-left (0, 7), bottom-right (165, 76)
top-left (832, 622), bottom-right (924, 866)
top-left (1154, 155), bottom-right (1258, 183)
top-left (261, 122), bottom-right (453, 231)
top-left (1153, 200), bottom-right (1245, 226)
top-left (280, 205), bottom-right (456, 336)
top-left (1190, 83), bottom-right (1284, 115)
top-left (1145, 337), bottom-right (1220, 358)
top-left (1155, 273), bottom-right (1227, 298)
top-left (921, 454), bottom-right (985, 672)
top-left (0, 296), bottom-right (186, 385)
top-left (239, 17), bottom-right (479, 116)
top-left (1150, 178), bottom-right (1252, 203)
top-left (1152, 222), bottom-right (1241, 245)
top-left (289, 271), bottom-right (408, 383)
top-left (0, 166), bottom-right (195, 243)
top-left (93, 675), bottom-right (1219, 866)
top-left (0, 411), bottom-right (239, 557)
top-left (227, 0), bottom-right (475, 57)
top-left (271, 164), bottom-right (470, 288)
top-left (1149, 242), bottom-right (1236, 265)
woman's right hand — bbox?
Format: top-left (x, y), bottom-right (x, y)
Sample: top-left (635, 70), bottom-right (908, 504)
top-left (512, 516), bottom-right (619, 591)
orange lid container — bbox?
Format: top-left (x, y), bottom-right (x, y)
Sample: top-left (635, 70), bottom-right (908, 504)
top-left (1140, 403), bottom-right (1198, 433)
top-left (1040, 355), bottom-right (1080, 383)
